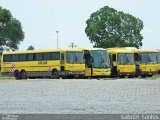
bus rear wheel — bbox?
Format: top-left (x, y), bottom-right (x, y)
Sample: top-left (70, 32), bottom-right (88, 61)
top-left (128, 75), bottom-right (133, 78)
top-left (21, 71), bottom-right (27, 79)
top-left (51, 70), bottom-right (59, 79)
top-left (119, 76), bottom-right (125, 78)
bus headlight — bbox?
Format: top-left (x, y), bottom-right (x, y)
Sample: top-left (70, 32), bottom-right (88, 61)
top-left (69, 72), bottom-right (73, 74)
top-left (80, 71), bottom-right (84, 74)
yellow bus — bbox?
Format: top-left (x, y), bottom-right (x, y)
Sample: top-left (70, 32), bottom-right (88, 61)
top-left (107, 48), bottom-right (136, 78)
top-left (83, 48), bottom-right (111, 77)
top-left (112, 47), bottom-right (158, 77)
top-left (1, 48), bottom-right (85, 79)
top-left (138, 49), bottom-right (157, 77)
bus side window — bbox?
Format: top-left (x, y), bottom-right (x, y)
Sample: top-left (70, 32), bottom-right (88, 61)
top-left (61, 53), bottom-right (64, 64)
top-left (43, 53), bottom-right (51, 60)
top-left (112, 54), bottom-right (117, 66)
top-left (12, 54), bottom-right (19, 62)
top-left (51, 52), bottom-right (60, 60)
top-left (20, 54), bottom-right (27, 61)
top-left (27, 54), bottom-right (34, 61)
top-left (3, 55), bottom-right (12, 62)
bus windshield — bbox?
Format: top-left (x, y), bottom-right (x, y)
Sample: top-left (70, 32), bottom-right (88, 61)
top-left (118, 53), bottom-right (134, 65)
top-left (156, 53), bottom-right (160, 64)
top-left (66, 52), bottom-right (84, 64)
top-left (91, 50), bottom-right (110, 68)
top-left (140, 53), bottom-right (157, 64)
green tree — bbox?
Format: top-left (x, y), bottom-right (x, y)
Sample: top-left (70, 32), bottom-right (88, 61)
top-left (27, 45), bottom-right (34, 50)
top-left (85, 6), bottom-right (143, 48)
top-left (0, 7), bottom-right (24, 51)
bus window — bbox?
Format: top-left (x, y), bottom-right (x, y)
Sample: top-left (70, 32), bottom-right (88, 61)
top-left (44, 53), bottom-right (51, 60)
top-left (20, 54), bottom-right (27, 61)
top-left (66, 52), bottom-right (84, 64)
top-left (51, 52), bottom-right (60, 60)
top-left (140, 53), bottom-right (149, 64)
top-left (3, 55), bottom-right (12, 62)
top-left (35, 53), bottom-right (43, 61)
top-left (156, 53), bottom-right (160, 63)
top-left (118, 53), bottom-right (134, 65)
top-left (91, 50), bottom-right (110, 68)
top-left (12, 54), bottom-right (19, 62)
top-left (27, 54), bottom-right (34, 61)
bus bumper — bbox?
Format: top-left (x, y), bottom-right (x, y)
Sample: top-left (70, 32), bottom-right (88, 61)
top-left (118, 72), bottom-right (135, 76)
top-left (140, 71), bottom-right (157, 76)
top-left (59, 71), bottom-right (85, 78)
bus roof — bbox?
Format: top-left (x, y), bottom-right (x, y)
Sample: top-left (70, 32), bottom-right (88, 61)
top-left (138, 49), bottom-right (158, 53)
top-left (107, 48), bottom-right (136, 54)
top-left (2, 48), bottom-right (84, 55)
top-left (108, 47), bottom-right (137, 50)
top-left (82, 48), bottom-right (106, 51)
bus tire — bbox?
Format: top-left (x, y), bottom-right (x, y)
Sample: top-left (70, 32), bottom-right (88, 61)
top-left (141, 75), bottom-right (146, 78)
top-left (148, 75), bottom-right (153, 77)
top-left (14, 71), bottom-right (21, 80)
top-left (119, 76), bottom-right (125, 78)
top-left (51, 70), bottom-right (59, 79)
top-left (21, 70), bottom-right (27, 79)
top-left (128, 75), bottom-right (133, 78)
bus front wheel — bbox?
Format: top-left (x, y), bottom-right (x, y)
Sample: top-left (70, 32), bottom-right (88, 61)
top-left (52, 70), bottom-right (59, 79)
top-left (148, 75), bottom-right (153, 77)
top-left (14, 71), bottom-right (21, 80)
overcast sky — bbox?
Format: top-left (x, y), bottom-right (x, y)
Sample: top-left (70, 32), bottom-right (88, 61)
top-left (0, 0), bottom-right (160, 50)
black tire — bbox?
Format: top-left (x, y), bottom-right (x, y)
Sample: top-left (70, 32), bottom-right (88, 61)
top-left (135, 74), bottom-right (139, 77)
top-left (148, 75), bottom-right (153, 77)
top-left (14, 71), bottom-right (21, 80)
top-left (141, 75), bottom-right (146, 78)
top-left (29, 77), bottom-right (36, 79)
top-left (21, 71), bottom-right (27, 79)
top-left (119, 76), bottom-right (125, 78)
top-left (51, 70), bottom-right (59, 79)
top-left (128, 75), bottom-right (133, 78)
